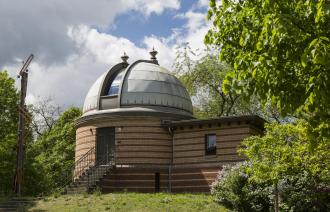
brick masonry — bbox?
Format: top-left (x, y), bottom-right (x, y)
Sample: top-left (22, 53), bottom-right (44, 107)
top-left (75, 116), bottom-right (263, 193)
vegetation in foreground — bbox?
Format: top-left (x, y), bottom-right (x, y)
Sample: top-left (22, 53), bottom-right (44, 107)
top-left (212, 122), bottom-right (330, 211)
top-left (27, 193), bottom-right (226, 212)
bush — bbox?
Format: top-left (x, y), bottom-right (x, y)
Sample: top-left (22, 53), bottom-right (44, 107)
top-left (211, 162), bottom-right (271, 212)
top-left (280, 171), bottom-right (330, 211)
top-left (212, 122), bottom-right (330, 212)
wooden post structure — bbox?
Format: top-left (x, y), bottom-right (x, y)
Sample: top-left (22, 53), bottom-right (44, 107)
top-left (14, 54), bottom-right (33, 197)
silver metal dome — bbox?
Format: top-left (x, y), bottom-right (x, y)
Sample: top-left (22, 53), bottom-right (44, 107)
top-left (82, 60), bottom-right (193, 119)
top-left (82, 72), bottom-right (106, 113)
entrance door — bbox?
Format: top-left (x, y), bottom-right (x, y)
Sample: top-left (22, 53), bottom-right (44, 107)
top-left (96, 127), bottom-right (115, 165)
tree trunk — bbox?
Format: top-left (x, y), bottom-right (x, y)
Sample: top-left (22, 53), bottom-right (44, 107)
top-left (274, 182), bottom-right (279, 212)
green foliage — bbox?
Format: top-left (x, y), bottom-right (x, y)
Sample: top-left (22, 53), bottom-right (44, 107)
top-left (211, 162), bottom-right (271, 211)
top-left (174, 45), bottom-right (263, 118)
top-left (239, 122), bottom-right (330, 211)
top-left (93, 186), bottom-right (102, 197)
top-left (205, 0), bottom-right (330, 132)
top-left (212, 122), bottom-right (329, 211)
top-left (241, 122), bottom-right (329, 184)
top-left (0, 73), bottom-right (92, 197)
top-left (24, 107), bottom-right (82, 195)
top-left (0, 71), bottom-right (19, 194)
top-left (279, 170), bottom-right (330, 211)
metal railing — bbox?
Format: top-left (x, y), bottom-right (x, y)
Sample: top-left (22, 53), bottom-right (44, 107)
top-left (60, 147), bottom-right (96, 189)
top-left (87, 150), bottom-right (115, 190)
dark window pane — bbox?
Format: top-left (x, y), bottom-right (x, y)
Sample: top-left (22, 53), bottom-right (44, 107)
top-left (205, 134), bottom-right (216, 155)
top-left (108, 85), bottom-right (119, 96)
top-left (107, 69), bottom-right (125, 96)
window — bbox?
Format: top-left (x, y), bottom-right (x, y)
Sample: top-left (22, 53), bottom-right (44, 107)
top-left (108, 69), bottom-right (125, 96)
top-left (205, 134), bottom-right (216, 155)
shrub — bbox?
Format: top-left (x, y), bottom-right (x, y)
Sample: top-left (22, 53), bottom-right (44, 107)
top-left (280, 171), bottom-right (330, 211)
top-left (211, 162), bottom-right (271, 212)
top-left (240, 122), bottom-right (330, 211)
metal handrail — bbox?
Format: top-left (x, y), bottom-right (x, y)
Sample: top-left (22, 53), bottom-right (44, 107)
top-left (87, 150), bottom-right (115, 190)
top-left (60, 147), bottom-right (96, 189)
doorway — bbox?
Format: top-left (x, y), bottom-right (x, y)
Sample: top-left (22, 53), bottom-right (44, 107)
top-left (155, 172), bottom-right (160, 192)
top-left (96, 127), bottom-right (115, 165)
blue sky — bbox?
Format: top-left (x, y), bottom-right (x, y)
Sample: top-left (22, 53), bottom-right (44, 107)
top-left (1, 0), bottom-right (210, 107)
top-left (108, 1), bottom-right (202, 45)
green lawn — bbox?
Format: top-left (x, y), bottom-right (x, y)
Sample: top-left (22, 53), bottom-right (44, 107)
top-left (27, 193), bottom-right (227, 212)
top-left (0, 196), bottom-right (9, 204)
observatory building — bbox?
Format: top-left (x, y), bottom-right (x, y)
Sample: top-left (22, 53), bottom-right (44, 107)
top-left (72, 50), bottom-right (264, 193)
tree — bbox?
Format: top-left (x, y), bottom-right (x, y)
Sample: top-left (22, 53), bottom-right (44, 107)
top-left (173, 44), bottom-right (262, 118)
top-left (211, 162), bottom-right (272, 211)
top-left (173, 44), bottom-right (289, 122)
top-left (205, 0), bottom-right (330, 134)
top-left (0, 71), bottom-right (81, 195)
top-left (0, 71), bottom-right (19, 194)
top-left (239, 122), bottom-right (330, 211)
top-left (24, 107), bottom-right (81, 195)
top-left (29, 97), bottom-right (62, 137)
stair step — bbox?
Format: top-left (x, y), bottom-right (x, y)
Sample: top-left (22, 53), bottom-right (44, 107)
top-left (0, 205), bottom-right (17, 208)
top-left (0, 198), bottom-right (36, 212)
top-left (63, 163), bottom-right (113, 194)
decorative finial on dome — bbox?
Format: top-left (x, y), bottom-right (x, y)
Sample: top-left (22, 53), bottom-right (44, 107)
top-left (149, 47), bottom-right (158, 64)
top-left (121, 52), bottom-right (129, 64)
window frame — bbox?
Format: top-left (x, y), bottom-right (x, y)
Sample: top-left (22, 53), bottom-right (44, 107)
top-left (107, 69), bottom-right (125, 97)
top-left (205, 133), bottom-right (217, 156)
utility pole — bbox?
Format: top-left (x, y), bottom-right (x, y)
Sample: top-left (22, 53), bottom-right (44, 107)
top-left (14, 54), bottom-right (33, 197)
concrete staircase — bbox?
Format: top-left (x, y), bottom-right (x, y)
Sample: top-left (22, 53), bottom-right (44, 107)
top-left (63, 164), bottom-right (113, 194)
top-left (0, 197), bottom-right (37, 212)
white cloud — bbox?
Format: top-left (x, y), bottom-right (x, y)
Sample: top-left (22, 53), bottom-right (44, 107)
top-left (197, 0), bottom-right (210, 8)
top-left (174, 9), bottom-right (210, 52)
top-left (0, 0), bottom-right (180, 66)
top-left (4, 52), bottom-right (107, 106)
top-left (2, 0), bottom-right (211, 109)
top-left (68, 25), bottom-right (149, 65)
top-left (128, 0), bottom-right (180, 16)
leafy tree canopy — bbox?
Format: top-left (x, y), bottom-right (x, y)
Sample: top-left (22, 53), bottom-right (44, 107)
top-left (174, 46), bottom-right (245, 118)
top-left (0, 71), bottom-right (19, 194)
top-left (24, 107), bottom-right (81, 195)
top-left (241, 122), bottom-right (329, 184)
top-left (240, 122), bottom-right (330, 210)
top-left (174, 45), bottom-right (288, 122)
top-left (205, 0), bottom-right (330, 134)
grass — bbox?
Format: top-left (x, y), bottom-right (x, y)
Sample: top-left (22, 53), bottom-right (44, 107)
top-left (0, 194), bottom-right (13, 204)
top-left (0, 196), bottom-right (9, 204)
top-left (27, 192), bottom-right (227, 212)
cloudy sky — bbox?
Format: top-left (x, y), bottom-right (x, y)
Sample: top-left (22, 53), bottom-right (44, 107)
top-left (1, 0), bottom-right (210, 108)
